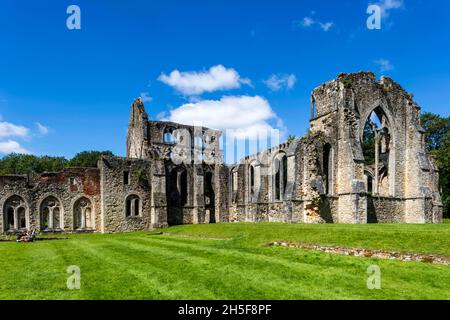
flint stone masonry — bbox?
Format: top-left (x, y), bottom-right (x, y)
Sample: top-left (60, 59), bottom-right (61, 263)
top-left (0, 72), bottom-right (443, 234)
top-left (0, 169), bottom-right (100, 234)
top-left (270, 242), bottom-right (450, 266)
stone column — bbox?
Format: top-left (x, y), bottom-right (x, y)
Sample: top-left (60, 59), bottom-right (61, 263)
top-left (192, 166), bottom-right (204, 224)
top-left (151, 160), bottom-right (168, 228)
top-left (13, 209), bottom-right (18, 230)
top-left (49, 208), bottom-right (54, 229)
top-left (177, 171), bottom-right (181, 194)
top-left (335, 96), bottom-right (367, 224)
top-left (131, 199), bottom-right (135, 217)
top-left (81, 208), bottom-right (86, 229)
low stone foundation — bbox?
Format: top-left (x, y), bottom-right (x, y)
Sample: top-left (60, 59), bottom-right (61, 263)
top-left (270, 242), bottom-right (450, 266)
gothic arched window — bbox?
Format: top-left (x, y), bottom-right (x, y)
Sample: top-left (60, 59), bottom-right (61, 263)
top-left (273, 154), bottom-right (288, 201)
top-left (73, 197), bottom-right (93, 230)
top-left (3, 195), bottom-right (27, 231)
top-left (41, 196), bottom-right (63, 230)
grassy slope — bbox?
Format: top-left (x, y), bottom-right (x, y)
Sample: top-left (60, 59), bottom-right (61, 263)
top-left (0, 221), bottom-right (449, 300)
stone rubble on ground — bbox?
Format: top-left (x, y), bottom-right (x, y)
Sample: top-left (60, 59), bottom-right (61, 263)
top-left (270, 242), bottom-right (450, 266)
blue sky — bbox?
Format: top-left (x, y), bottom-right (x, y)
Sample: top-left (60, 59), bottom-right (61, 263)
top-left (0, 0), bottom-right (449, 158)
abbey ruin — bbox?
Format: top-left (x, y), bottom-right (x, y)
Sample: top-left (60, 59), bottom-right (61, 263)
top-left (0, 72), bottom-right (443, 234)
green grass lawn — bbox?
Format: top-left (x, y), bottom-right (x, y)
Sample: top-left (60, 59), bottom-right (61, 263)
top-left (0, 221), bottom-right (449, 300)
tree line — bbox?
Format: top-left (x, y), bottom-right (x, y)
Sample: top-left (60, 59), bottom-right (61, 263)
top-left (0, 151), bottom-right (113, 175)
top-left (421, 112), bottom-right (450, 218)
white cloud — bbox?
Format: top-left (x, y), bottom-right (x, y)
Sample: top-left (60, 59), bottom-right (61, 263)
top-left (319, 22), bottom-right (334, 32)
top-left (373, 0), bottom-right (403, 16)
top-left (166, 95), bottom-right (283, 140)
top-left (36, 122), bottom-right (49, 135)
top-left (0, 140), bottom-right (30, 154)
top-left (302, 17), bottom-right (315, 27)
top-left (295, 12), bottom-right (334, 32)
top-left (374, 59), bottom-right (394, 72)
top-left (158, 65), bottom-right (251, 96)
top-left (140, 92), bottom-right (153, 103)
top-left (0, 122), bottom-right (29, 138)
top-left (264, 74), bottom-right (297, 92)
top-left (0, 119), bottom-right (52, 154)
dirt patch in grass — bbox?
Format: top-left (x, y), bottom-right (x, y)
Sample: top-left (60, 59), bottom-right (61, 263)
top-left (270, 242), bottom-right (450, 266)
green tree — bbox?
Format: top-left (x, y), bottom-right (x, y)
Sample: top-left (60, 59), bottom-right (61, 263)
top-left (435, 131), bottom-right (450, 217)
top-left (0, 154), bottom-right (67, 175)
top-left (421, 112), bottom-right (450, 151)
top-left (0, 150), bottom-right (114, 175)
top-left (68, 151), bottom-right (114, 168)
top-left (287, 135), bottom-right (296, 143)
top-left (35, 156), bottom-right (68, 173)
top-left (362, 120), bottom-right (376, 165)
top-left (420, 112), bottom-right (450, 218)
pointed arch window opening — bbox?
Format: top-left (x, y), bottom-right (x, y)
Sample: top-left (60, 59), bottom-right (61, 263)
top-left (3, 196), bottom-right (28, 232)
top-left (73, 198), bottom-right (93, 230)
top-left (250, 164), bottom-right (255, 199)
top-left (323, 144), bottom-right (333, 196)
top-left (273, 154), bottom-right (288, 201)
top-left (194, 134), bottom-right (205, 162)
top-left (41, 197), bottom-right (63, 230)
top-left (362, 108), bottom-right (391, 196)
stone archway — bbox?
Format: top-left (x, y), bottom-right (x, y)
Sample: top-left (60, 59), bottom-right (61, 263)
top-left (73, 197), bottom-right (93, 230)
top-left (359, 103), bottom-right (397, 197)
top-left (40, 196), bottom-right (63, 231)
top-left (271, 153), bottom-right (288, 201)
top-left (3, 195), bottom-right (28, 232)
top-left (166, 166), bottom-right (188, 226)
top-left (361, 106), bottom-right (394, 197)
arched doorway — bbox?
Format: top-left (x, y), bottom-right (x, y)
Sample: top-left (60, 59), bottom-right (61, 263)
top-left (166, 167), bottom-right (188, 225)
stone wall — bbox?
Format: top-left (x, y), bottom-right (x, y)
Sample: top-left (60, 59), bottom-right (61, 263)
top-left (0, 72), bottom-right (443, 235)
top-left (99, 156), bottom-right (152, 233)
top-left (225, 72), bottom-right (442, 225)
top-left (367, 196), bottom-right (404, 223)
top-left (0, 168), bottom-right (101, 234)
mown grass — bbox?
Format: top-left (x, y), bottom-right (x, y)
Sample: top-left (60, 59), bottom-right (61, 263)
top-left (0, 221), bottom-right (449, 300)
